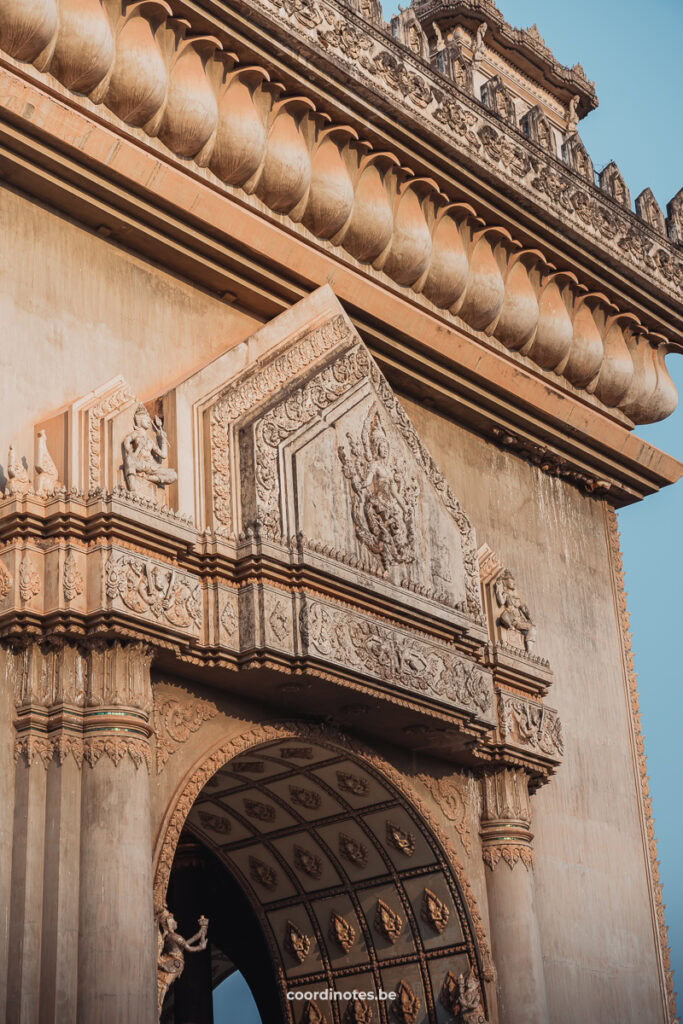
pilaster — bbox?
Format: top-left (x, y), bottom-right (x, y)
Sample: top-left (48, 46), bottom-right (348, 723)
top-left (480, 769), bottom-right (549, 1024)
top-left (7, 640), bottom-right (157, 1024)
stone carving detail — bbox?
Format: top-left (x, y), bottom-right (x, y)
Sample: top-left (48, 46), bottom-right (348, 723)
top-left (198, 811), bottom-right (231, 835)
top-left (338, 404), bottom-right (419, 570)
top-left (482, 843), bottom-right (534, 871)
top-left (15, 733), bottom-right (152, 770)
top-left (6, 445), bottom-right (30, 496)
top-left (302, 600), bottom-right (492, 713)
top-left (220, 595), bottom-right (238, 643)
top-left (156, 906), bottom-right (209, 1013)
top-left (394, 979), bottom-right (420, 1024)
top-left (268, 599), bottom-right (290, 642)
top-left (122, 403), bottom-right (177, 492)
top-left (374, 898), bottom-right (403, 943)
top-left (494, 569), bottom-right (536, 652)
top-left (290, 784), bottom-right (321, 809)
top-left (345, 999), bottom-right (373, 1023)
top-left (498, 693), bottom-right (564, 757)
top-left (210, 315), bottom-right (347, 533)
top-left (35, 430), bottom-right (59, 496)
top-left (105, 554), bottom-right (202, 630)
top-left (285, 920), bottom-right (311, 963)
top-left (386, 820), bottom-right (415, 857)
top-left (19, 557), bottom-right (40, 601)
top-left (63, 552), bottom-right (84, 601)
top-left (153, 722), bottom-right (496, 985)
top-left (417, 773), bottom-right (472, 855)
top-left (211, 318), bottom-right (482, 616)
top-left (153, 690), bottom-right (218, 773)
top-left (280, 746), bottom-right (314, 759)
top-left (329, 911), bottom-right (355, 953)
top-left (0, 562), bottom-right (12, 599)
top-left (249, 855), bottom-right (278, 890)
top-left (294, 844), bottom-right (323, 879)
top-left (88, 381), bottom-right (134, 491)
top-left (441, 968), bottom-right (489, 1023)
top-left (302, 1003), bottom-right (328, 1024)
top-left (337, 770), bottom-right (369, 797)
top-left (421, 888), bottom-right (449, 934)
top-left (244, 798), bottom-right (276, 822)
top-left (338, 832), bottom-right (368, 868)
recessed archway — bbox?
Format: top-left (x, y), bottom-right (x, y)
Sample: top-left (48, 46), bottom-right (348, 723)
top-left (155, 728), bottom-right (492, 1022)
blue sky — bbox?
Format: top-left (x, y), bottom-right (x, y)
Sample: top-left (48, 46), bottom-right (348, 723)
top-left (214, 1), bottom-right (682, 1016)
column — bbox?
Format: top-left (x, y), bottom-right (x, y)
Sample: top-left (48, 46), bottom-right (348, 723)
top-left (0, 647), bottom-right (18, 1017)
top-left (480, 769), bottom-right (549, 1024)
top-left (76, 642), bottom-right (157, 1024)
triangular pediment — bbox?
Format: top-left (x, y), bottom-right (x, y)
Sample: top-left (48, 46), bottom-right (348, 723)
top-left (195, 286), bottom-right (483, 626)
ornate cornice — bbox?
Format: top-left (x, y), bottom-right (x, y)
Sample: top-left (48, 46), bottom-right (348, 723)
top-left (606, 507), bottom-right (678, 1024)
top-left (0, 0), bottom-right (680, 419)
top-left (414, 0), bottom-right (598, 114)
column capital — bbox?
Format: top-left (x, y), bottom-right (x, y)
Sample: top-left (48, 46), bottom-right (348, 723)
top-left (480, 768), bottom-right (534, 871)
top-left (10, 640), bottom-right (153, 772)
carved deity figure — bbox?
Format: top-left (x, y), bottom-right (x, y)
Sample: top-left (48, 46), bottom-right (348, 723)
top-left (458, 968), bottom-right (489, 1024)
top-left (122, 404), bottom-right (177, 491)
top-left (472, 21), bottom-right (487, 62)
top-left (566, 94), bottom-right (580, 135)
top-left (338, 407), bottom-right (419, 570)
top-left (494, 569), bottom-right (536, 652)
top-left (156, 905), bottom-right (209, 1013)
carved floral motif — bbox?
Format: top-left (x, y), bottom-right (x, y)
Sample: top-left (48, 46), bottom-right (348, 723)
top-left (153, 689), bottom-right (218, 773)
top-left (198, 810), bottom-right (231, 835)
top-left (338, 832), bottom-right (368, 868)
top-left (393, 979), bottom-right (420, 1024)
top-left (294, 844), bottom-right (323, 879)
top-left (19, 557), bottom-right (40, 601)
top-left (249, 855), bottom-right (278, 890)
top-left (337, 770), bottom-right (368, 796)
top-left (0, 562), bottom-right (12, 599)
top-left (63, 552), bottom-right (84, 601)
top-left (244, 798), bottom-right (276, 822)
top-left (416, 773), bottom-right (472, 855)
top-left (290, 784), bottom-right (321, 809)
top-left (329, 911), bottom-right (355, 953)
top-left (421, 887), bottom-right (449, 934)
top-left (374, 898), bottom-right (402, 943)
top-left (386, 820), bottom-right (415, 857)
top-left (285, 920), bottom-right (312, 963)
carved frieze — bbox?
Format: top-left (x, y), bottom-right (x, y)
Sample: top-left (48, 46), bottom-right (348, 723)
top-left (105, 553), bottom-right (202, 633)
top-left (300, 598), bottom-right (493, 717)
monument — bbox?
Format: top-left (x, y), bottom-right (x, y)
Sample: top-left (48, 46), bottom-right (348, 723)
top-left (0, 0), bottom-right (680, 1020)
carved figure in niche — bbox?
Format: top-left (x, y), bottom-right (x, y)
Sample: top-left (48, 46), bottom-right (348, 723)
top-left (472, 21), bottom-right (487, 62)
top-left (566, 94), bottom-right (580, 135)
top-left (156, 905), bottom-right (209, 1013)
top-left (408, 24), bottom-right (421, 54)
top-left (6, 445), bottom-right (30, 495)
top-left (494, 569), bottom-right (536, 652)
top-left (122, 403), bottom-right (177, 491)
top-left (338, 406), bottom-right (419, 570)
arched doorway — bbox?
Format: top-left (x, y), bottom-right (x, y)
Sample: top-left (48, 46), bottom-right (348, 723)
top-left (156, 732), bottom-right (489, 1023)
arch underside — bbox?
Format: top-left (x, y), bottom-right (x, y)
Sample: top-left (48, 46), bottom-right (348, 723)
top-left (171, 736), bottom-right (484, 1023)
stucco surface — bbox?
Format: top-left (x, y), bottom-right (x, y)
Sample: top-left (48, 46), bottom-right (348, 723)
top-left (0, 187), bottom-right (259, 464)
top-left (403, 397), bottom-right (662, 1023)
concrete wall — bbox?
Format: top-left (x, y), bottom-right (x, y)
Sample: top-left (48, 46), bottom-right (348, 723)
top-left (403, 397), bottom-right (662, 1023)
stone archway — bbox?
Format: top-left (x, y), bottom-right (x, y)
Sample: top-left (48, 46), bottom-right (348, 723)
top-left (153, 724), bottom-right (493, 1023)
